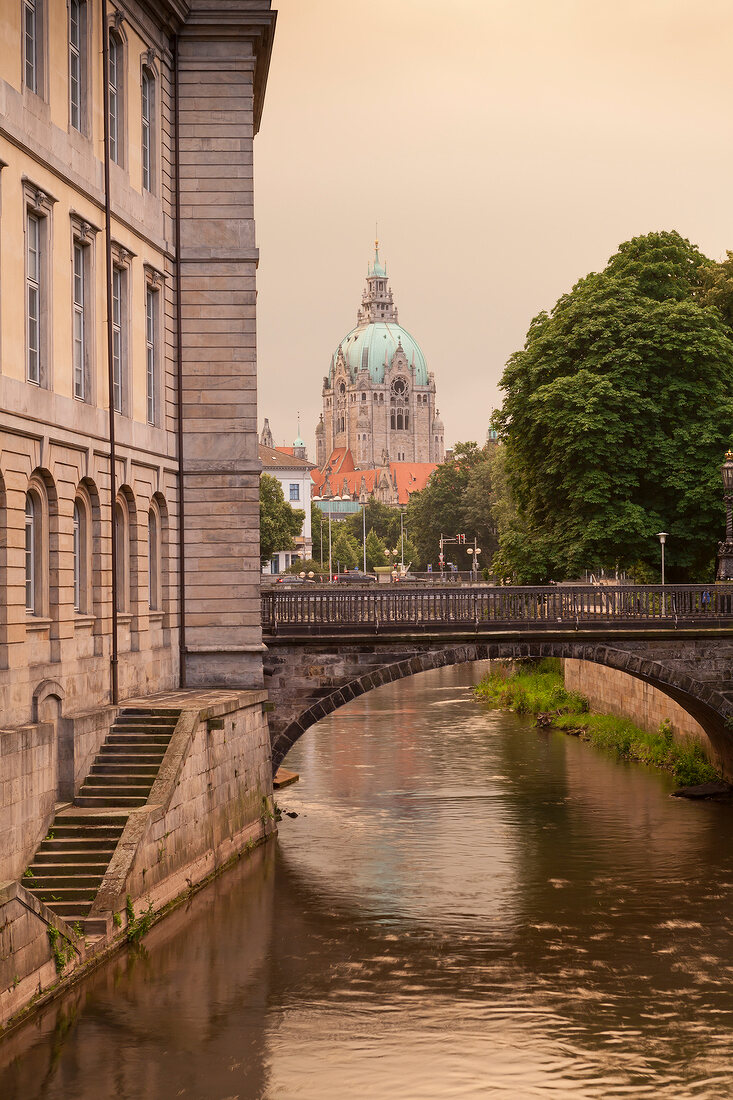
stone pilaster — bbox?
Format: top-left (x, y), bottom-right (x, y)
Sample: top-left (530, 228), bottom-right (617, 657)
top-left (178, 3), bottom-right (275, 689)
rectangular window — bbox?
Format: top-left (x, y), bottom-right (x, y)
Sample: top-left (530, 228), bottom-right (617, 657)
top-left (289, 483), bottom-right (300, 502)
top-left (25, 500), bottom-right (35, 613)
top-left (146, 286), bottom-right (156, 424)
top-left (112, 266), bottom-right (123, 412)
top-left (24, 0), bottom-right (37, 92)
top-left (73, 242), bottom-right (85, 399)
top-left (69, 0), bottom-right (82, 130)
top-left (109, 34), bottom-right (119, 164)
top-left (141, 70), bottom-right (152, 191)
top-left (26, 213), bottom-right (40, 384)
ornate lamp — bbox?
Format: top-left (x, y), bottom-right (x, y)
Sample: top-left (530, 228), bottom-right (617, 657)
top-left (717, 450), bottom-right (733, 581)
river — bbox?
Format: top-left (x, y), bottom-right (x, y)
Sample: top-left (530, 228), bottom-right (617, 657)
top-left (2, 662), bottom-right (733, 1099)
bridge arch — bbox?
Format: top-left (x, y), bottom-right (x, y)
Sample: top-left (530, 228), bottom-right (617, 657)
top-left (265, 639), bottom-right (733, 776)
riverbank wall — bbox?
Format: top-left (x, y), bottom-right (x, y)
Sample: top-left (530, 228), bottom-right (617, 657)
top-left (0, 689), bottom-right (275, 1033)
top-left (563, 659), bottom-right (717, 760)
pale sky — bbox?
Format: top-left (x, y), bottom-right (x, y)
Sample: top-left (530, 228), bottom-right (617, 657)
top-left (255, 0), bottom-right (733, 455)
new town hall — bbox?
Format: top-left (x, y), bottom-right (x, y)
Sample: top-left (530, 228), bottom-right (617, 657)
top-left (312, 245), bottom-right (445, 505)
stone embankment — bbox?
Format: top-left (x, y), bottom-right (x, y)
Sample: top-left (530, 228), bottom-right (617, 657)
top-left (0, 689), bottom-right (274, 1032)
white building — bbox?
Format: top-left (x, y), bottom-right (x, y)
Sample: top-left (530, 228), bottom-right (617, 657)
top-left (260, 428), bottom-right (315, 574)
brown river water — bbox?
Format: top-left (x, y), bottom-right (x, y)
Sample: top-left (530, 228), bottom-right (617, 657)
top-left (3, 662), bottom-right (733, 1099)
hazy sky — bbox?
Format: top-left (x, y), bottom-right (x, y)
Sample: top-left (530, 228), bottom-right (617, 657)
top-left (255, 0), bottom-right (733, 455)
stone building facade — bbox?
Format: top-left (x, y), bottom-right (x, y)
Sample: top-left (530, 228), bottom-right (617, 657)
top-left (316, 245), bottom-right (445, 471)
top-left (0, 1), bottom-right (274, 871)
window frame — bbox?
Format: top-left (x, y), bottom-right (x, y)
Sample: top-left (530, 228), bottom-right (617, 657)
top-left (148, 505), bottom-right (159, 610)
top-left (68, 0), bottom-right (89, 134)
top-left (72, 239), bottom-right (86, 399)
top-left (114, 498), bottom-right (128, 613)
top-left (25, 493), bottom-right (36, 613)
top-left (70, 218), bottom-right (97, 403)
top-left (289, 483), bottom-right (300, 502)
top-left (108, 28), bottom-right (125, 167)
top-left (144, 268), bottom-right (163, 426)
top-left (23, 0), bottom-right (44, 97)
top-left (23, 186), bottom-right (54, 389)
top-left (26, 211), bottom-right (41, 385)
top-left (141, 65), bottom-right (155, 193)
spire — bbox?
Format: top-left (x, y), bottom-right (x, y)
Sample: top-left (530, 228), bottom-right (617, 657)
top-left (260, 418), bottom-right (274, 448)
top-left (357, 239), bottom-right (399, 325)
top-left (293, 411), bottom-right (307, 459)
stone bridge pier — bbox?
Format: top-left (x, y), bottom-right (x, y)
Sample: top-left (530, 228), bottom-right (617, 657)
top-left (263, 634), bottom-right (733, 777)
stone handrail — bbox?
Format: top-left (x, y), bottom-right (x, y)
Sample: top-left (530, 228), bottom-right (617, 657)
top-left (261, 583), bottom-right (733, 635)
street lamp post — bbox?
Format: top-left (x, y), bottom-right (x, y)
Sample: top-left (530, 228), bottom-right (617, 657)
top-left (362, 503), bottom-right (367, 574)
top-left (656, 532), bottom-right (668, 586)
top-left (717, 450), bottom-right (733, 581)
top-left (328, 503), bottom-right (333, 582)
top-left (466, 541), bottom-right (482, 581)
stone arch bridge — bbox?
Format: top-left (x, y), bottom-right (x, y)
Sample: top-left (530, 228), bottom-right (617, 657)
top-left (262, 584), bottom-right (733, 777)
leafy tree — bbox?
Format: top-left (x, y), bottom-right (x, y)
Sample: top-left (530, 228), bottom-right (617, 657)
top-left (311, 502), bottom-right (328, 568)
top-left (259, 474), bottom-right (304, 566)
top-left (331, 526), bottom-right (360, 571)
top-left (407, 442), bottom-right (496, 570)
top-left (494, 231), bottom-right (733, 582)
top-left (365, 528), bottom-right (388, 571)
top-left (284, 558), bottom-right (324, 576)
top-left (344, 500), bottom-right (401, 547)
top-left (701, 250), bottom-right (733, 329)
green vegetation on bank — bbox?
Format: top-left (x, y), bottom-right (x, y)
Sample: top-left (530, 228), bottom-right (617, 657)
top-left (474, 659), bottom-right (720, 787)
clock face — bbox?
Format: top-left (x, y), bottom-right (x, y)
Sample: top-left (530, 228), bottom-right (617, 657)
top-left (338, 382), bottom-right (346, 395)
top-left (391, 377), bottom-right (407, 397)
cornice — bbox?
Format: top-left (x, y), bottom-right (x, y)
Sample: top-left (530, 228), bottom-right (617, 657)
top-left (177, 5), bottom-right (277, 136)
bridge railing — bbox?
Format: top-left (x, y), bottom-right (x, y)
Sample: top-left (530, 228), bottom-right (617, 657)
top-left (261, 584), bottom-right (733, 635)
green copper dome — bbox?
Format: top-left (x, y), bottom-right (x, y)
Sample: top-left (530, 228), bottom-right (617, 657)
top-left (334, 322), bottom-right (429, 386)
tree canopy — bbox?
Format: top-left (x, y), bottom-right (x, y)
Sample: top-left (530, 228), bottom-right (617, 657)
top-left (406, 442), bottom-right (498, 570)
top-left (493, 230), bottom-right (733, 582)
top-left (259, 474), bottom-right (304, 565)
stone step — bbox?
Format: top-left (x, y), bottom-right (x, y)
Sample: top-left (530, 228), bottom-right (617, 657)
top-left (108, 721), bottom-right (176, 730)
top-left (78, 782), bottom-right (151, 797)
top-left (56, 813), bottom-right (128, 827)
top-left (119, 708), bottom-right (180, 718)
top-left (26, 873), bottom-right (105, 890)
top-left (80, 773), bottom-right (153, 788)
top-left (107, 733), bottom-right (171, 744)
top-left (41, 900), bottom-right (93, 918)
top-left (34, 850), bottom-right (112, 864)
top-left (75, 795), bottom-right (148, 808)
top-left (40, 838), bottom-right (119, 854)
top-left (47, 826), bottom-right (124, 841)
top-left (28, 885), bottom-right (99, 904)
top-left (89, 761), bottom-right (158, 778)
top-left (116, 711), bottom-right (178, 720)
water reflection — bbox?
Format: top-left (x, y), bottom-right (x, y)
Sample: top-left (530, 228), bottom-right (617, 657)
top-left (3, 663), bottom-right (733, 1099)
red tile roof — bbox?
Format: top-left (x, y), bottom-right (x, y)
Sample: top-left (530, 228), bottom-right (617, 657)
top-left (311, 449), bottom-right (437, 504)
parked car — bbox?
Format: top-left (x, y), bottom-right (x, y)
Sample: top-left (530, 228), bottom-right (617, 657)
top-left (332, 572), bottom-right (377, 584)
top-left (275, 575), bottom-right (315, 585)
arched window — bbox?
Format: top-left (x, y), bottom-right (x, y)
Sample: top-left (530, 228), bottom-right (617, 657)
top-left (148, 506), bottom-right (159, 610)
top-left (396, 411), bottom-right (404, 430)
top-left (25, 494), bottom-right (36, 613)
top-left (405, 413), bottom-right (409, 430)
top-left (390, 413), bottom-right (396, 430)
top-left (73, 500), bottom-right (81, 611)
top-left (115, 500), bottom-right (127, 611)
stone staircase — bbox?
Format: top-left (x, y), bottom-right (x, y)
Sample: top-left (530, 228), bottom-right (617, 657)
top-left (23, 708), bottom-right (180, 921)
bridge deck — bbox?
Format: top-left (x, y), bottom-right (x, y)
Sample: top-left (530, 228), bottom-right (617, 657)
top-left (262, 584), bottom-right (733, 637)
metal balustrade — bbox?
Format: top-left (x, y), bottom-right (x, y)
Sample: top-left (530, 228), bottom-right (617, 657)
top-left (261, 584), bottom-right (733, 636)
